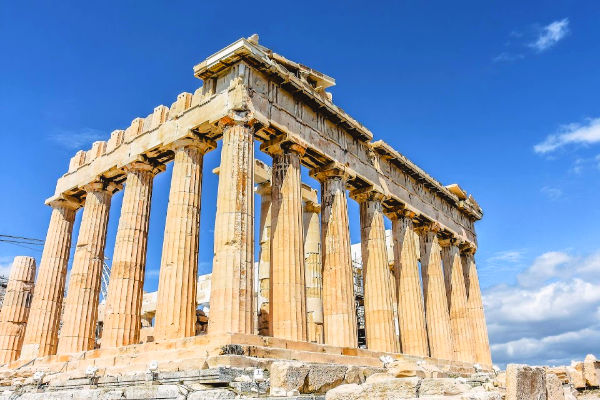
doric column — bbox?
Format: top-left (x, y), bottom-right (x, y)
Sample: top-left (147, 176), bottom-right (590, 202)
top-left (352, 188), bottom-right (398, 353)
top-left (58, 181), bottom-right (118, 354)
top-left (208, 123), bottom-right (255, 335)
top-left (101, 159), bottom-right (164, 348)
top-left (0, 257), bottom-right (36, 363)
top-left (303, 200), bottom-right (324, 344)
top-left (265, 140), bottom-right (307, 341)
top-left (154, 137), bottom-right (215, 341)
top-left (461, 248), bottom-right (492, 366)
top-left (390, 212), bottom-right (428, 357)
top-left (256, 182), bottom-right (272, 336)
top-left (312, 165), bottom-right (357, 348)
top-left (441, 240), bottom-right (474, 363)
top-left (21, 199), bottom-right (78, 359)
top-left (418, 225), bottom-right (453, 360)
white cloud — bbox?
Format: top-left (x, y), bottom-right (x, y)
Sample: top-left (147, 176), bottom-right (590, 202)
top-left (534, 118), bottom-right (600, 154)
top-left (49, 127), bottom-right (105, 150)
top-left (485, 250), bottom-right (600, 366)
top-left (540, 186), bottom-right (563, 200)
top-left (529, 18), bottom-right (570, 52)
top-left (487, 250), bottom-right (524, 264)
top-left (517, 251), bottom-right (571, 286)
top-left (493, 52), bottom-right (524, 63)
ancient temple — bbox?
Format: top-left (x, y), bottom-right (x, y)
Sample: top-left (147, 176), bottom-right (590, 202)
top-left (0, 36), bottom-right (491, 380)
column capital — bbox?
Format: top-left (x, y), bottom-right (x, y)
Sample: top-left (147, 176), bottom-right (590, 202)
top-left (260, 134), bottom-right (307, 157)
top-left (385, 205), bottom-right (418, 221)
top-left (169, 136), bottom-right (217, 154)
top-left (310, 161), bottom-right (352, 182)
top-left (304, 200), bottom-right (321, 214)
top-left (414, 220), bottom-right (442, 235)
top-left (83, 179), bottom-right (122, 194)
top-left (47, 195), bottom-right (82, 211)
top-left (460, 242), bottom-right (477, 255)
top-left (349, 185), bottom-right (386, 203)
top-left (217, 115), bottom-right (259, 130)
top-left (124, 156), bottom-right (166, 176)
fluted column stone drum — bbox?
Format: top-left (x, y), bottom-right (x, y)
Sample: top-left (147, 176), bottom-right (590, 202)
top-left (208, 123), bottom-right (255, 335)
top-left (154, 137), bottom-right (215, 341)
top-left (267, 142), bottom-right (307, 341)
top-left (391, 213), bottom-right (429, 357)
top-left (57, 181), bottom-right (117, 354)
top-left (441, 241), bottom-right (475, 362)
top-left (0, 257), bottom-right (36, 363)
top-left (462, 249), bottom-right (492, 366)
top-left (21, 199), bottom-right (78, 359)
top-left (102, 160), bottom-right (164, 348)
top-left (313, 166), bottom-right (358, 348)
top-left (419, 226), bottom-right (453, 360)
top-left (353, 188), bottom-right (399, 353)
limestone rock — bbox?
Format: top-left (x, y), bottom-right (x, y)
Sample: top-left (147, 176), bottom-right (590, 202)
top-left (545, 373), bottom-right (565, 400)
top-left (419, 377), bottom-right (471, 396)
top-left (583, 354), bottom-right (599, 387)
top-left (567, 364), bottom-right (585, 389)
top-left (506, 364), bottom-right (546, 400)
top-left (325, 383), bottom-right (362, 400)
top-left (386, 360), bottom-right (425, 378)
top-left (269, 361), bottom-right (310, 394)
top-left (303, 364), bottom-right (348, 393)
top-left (361, 376), bottom-right (420, 398)
top-left (365, 373), bottom-right (396, 383)
top-left (188, 389), bottom-right (237, 399)
top-left (546, 367), bottom-right (569, 384)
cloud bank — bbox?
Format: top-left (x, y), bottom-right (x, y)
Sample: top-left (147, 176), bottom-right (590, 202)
top-left (484, 251), bottom-right (600, 367)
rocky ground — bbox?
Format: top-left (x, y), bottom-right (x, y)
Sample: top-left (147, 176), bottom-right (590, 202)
top-left (0, 354), bottom-right (597, 399)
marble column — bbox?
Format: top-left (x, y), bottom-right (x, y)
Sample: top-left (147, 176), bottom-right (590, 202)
top-left (303, 200), bottom-right (324, 344)
top-left (57, 181), bottom-right (117, 354)
top-left (461, 249), bottom-right (492, 366)
top-left (419, 226), bottom-right (453, 360)
top-left (441, 241), bottom-right (475, 363)
top-left (0, 257), bottom-right (36, 363)
top-left (102, 160), bottom-right (164, 348)
top-left (353, 188), bottom-right (398, 353)
top-left (21, 200), bottom-right (78, 359)
top-left (208, 123), bottom-right (255, 335)
top-left (391, 213), bottom-right (429, 357)
top-left (268, 143), bottom-right (307, 341)
top-left (313, 167), bottom-right (357, 348)
top-left (154, 138), bottom-right (215, 341)
top-left (256, 182), bottom-right (272, 336)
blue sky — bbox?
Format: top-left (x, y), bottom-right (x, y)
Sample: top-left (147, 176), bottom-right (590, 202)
top-left (1, 1), bottom-right (599, 366)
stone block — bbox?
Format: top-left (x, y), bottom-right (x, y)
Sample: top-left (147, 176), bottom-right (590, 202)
top-left (505, 364), bottom-right (546, 400)
top-left (419, 377), bottom-right (471, 396)
top-left (325, 383), bottom-right (362, 400)
top-left (303, 364), bottom-right (348, 394)
top-left (123, 384), bottom-right (187, 399)
top-left (361, 377), bottom-right (420, 398)
top-left (188, 389), bottom-right (237, 399)
top-left (269, 361), bottom-right (310, 394)
top-left (583, 354), bottom-right (599, 387)
top-left (386, 360), bottom-right (426, 378)
top-left (567, 364), bottom-right (585, 389)
top-left (546, 367), bottom-right (569, 384)
top-left (545, 373), bottom-right (565, 400)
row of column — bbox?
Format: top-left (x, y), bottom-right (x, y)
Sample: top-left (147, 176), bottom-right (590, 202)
top-left (12, 122), bottom-right (490, 368)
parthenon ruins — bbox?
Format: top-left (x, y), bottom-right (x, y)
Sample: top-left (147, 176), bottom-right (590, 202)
top-left (0, 35), bottom-right (491, 383)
